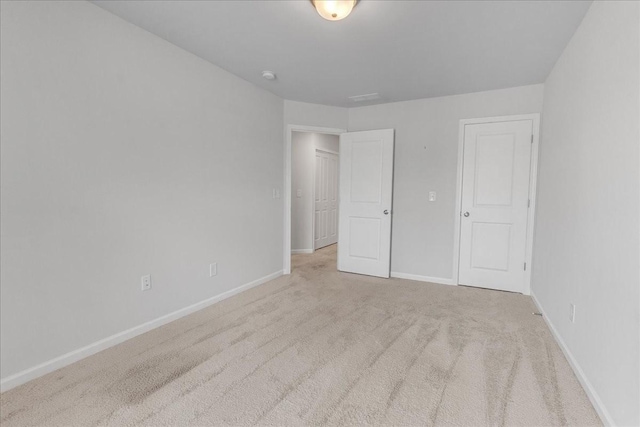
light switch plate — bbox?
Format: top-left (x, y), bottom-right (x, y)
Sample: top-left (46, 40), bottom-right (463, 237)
top-left (428, 191), bottom-right (436, 202)
top-left (209, 263), bottom-right (218, 277)
top-left (570, 303), bottom-right (576, 323)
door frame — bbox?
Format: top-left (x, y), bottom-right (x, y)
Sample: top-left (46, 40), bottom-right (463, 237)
top-left (452, 113), bottom-right (540, 295)
top-left (284, 125), bottom-right (346, 274)
top-left (312, 148), bottom-right (340, 251)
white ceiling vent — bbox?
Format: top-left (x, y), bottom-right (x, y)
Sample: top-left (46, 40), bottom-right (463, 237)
top-left (348, 93), bottom-right (381, 103)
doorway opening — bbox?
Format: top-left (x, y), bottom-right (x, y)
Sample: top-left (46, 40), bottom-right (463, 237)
top-left (291, 131), bottom-right (340, 257)
top-left (284, 126), bottom-right (345, 274)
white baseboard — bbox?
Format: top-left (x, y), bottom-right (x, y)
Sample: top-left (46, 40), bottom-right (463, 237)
top-left (291, 249), bottom-right (313, 254)
top-left (0, 270), bottom-right (284, 393)
top-left (390, 272), bottom-right (454, 286)
top-left (530, 292), bottom-right (613, 427)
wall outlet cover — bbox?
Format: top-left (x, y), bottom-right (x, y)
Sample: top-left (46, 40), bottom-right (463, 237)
top-left (141, 275), bottom-right (151, 291)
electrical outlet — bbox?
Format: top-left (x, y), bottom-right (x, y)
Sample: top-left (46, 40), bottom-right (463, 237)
top-left (141, 274), bottom-right (151, 291)
top-left (296, 189), bottom-right (302, 198)
top-left (569, 303), bottom-right (576, 323)
top-left (209, 263), bottom-right (218, 277)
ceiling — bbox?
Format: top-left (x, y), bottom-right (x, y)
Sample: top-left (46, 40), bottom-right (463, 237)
top-left (92, 0), bottom-right (591, 108)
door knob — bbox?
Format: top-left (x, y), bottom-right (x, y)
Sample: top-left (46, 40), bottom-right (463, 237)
top-left (383, 210), bottom-right (389, 215)
top-left (463, 212), bottom-right (470, 217)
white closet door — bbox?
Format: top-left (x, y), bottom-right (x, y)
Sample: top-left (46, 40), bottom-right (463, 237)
top-left (458, 120), bottom-right (533, 293)
top-left (314, 150), bottom-right (338, 250)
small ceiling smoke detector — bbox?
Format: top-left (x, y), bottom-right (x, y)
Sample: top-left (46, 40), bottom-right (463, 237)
top-left (262, 70), bottom-right (276, 80)
top-left (348, 93), bottom-right (381, 103)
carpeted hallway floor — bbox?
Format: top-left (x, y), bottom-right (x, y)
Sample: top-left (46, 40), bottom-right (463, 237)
top-left (0, 244), bottom-right (600, 426)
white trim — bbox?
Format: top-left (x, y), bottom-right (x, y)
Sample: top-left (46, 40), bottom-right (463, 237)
top-left (452, 119), bottom-right (466, 288)
top-left (291, 249), bottom-right (313, 254)
top-left (530, 292), bottom-right (613, 427)
top-left (452, 113), bottom-right (540, 295)
top-left (390, 272), bottom-right (454, 286)
top-left (316, 148), bottom-right (339, 156)
top-left (284, 125), bottom-right (346, 275)
top-left (0, 270), bottom-right (284, 393)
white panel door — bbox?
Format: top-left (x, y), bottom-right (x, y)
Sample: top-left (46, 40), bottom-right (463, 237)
top-left (338, 129), bottom-right (394, 278)
top-left (458, 120), bottom-right (533, 292)
top-left (314, 150), bottom-right (339, 250)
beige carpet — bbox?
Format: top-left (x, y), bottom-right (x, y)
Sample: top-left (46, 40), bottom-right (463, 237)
top-left (1, 245), bottom-right (600, 426)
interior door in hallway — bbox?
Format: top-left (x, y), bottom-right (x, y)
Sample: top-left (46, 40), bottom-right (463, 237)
top-left (458, 119), bottom-right (533, 293)
top-left (338, 129), bottom-right (394, 278)
top-left (314, 150), bottom-right (339, 250)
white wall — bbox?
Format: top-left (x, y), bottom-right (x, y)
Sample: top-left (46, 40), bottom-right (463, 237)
top-left (4, 7), bottom-right (636, 424)
top-left (291, 132), bottom-right (339, 252)
top-left (532, 2), bottom-right (640, 426)
top-left (0, 0), bottom-right (284, 382)
top-left (284, 100), bottom-right (348, 131)
top-left (348, 85), bottom-right (544, 281)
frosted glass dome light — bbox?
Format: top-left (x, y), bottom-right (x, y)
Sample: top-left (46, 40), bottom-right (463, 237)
top-left (312, 0), bottom-right (358, 21)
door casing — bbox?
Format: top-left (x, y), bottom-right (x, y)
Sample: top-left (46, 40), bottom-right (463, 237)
top-left (453, 114), bottom-right (540, 295)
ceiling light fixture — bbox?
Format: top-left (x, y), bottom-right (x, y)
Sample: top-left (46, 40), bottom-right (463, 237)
top-left (311, 0), bottom-right (358, 21)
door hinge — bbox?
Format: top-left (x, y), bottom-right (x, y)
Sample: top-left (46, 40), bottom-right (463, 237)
top-left (531, 134), bottom-right (533, 144)
top-left (524, 262), bottom-right (527, 271)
